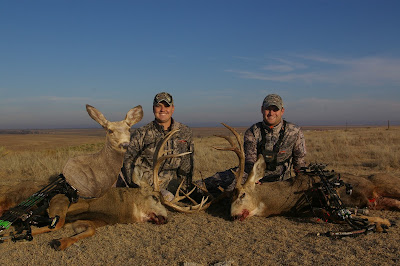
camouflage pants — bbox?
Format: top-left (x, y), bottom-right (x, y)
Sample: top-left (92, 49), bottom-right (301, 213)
top-left (193, 167), bottom-right (249, 196)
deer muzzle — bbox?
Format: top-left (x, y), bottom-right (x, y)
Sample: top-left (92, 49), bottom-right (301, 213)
top-left (232, 209), bottom-right (250, 221)
top-left (148, 213), bottom-right (168, 225)
top-left (120, 142), bottom-right (129, 150)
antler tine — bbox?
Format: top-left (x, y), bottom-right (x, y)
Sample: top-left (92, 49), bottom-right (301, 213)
top-left (153, 129), bottom-right (182, 192)
top-left (162, 178), bottom-right (212, 213)
top-left (153, 129), bottom-right (179, 162)
top-left (162, 195), bottom-right (212, 213)
top-left (213, 135), bottom-right (242, 159)
top-left (214, 135), bottom-right (236, 149)
top-left (221, 123), bottom-right (243, 150)
top-left (214, 123), bottom-right (245, 189)
top-left (171, 180), bottom-right (197, 203)
top-left (152, 129), bottom-right (212, 212)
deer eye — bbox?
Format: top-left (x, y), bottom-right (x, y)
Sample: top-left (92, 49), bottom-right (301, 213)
top-left (240, 193), bottom-right (246, 199)
top-left (108, 129), bottom-right (114, 134)
top-left (152, 195), bottom-right (159, 202)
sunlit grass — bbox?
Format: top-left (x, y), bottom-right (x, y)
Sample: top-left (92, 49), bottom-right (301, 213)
top-left (1, 127), bottom-right (399, 186)
top-left (0, 143), bottom-right (104, 185)
top-left (304, 127), bottom-right (400, 175)
top-left (0, 146), bottom-right (8, 158)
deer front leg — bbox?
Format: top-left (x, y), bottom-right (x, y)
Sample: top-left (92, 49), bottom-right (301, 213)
top-left (49, 219), bottom-right (107, 251)
top-left (31, 194), bottom-right (70, 236)
top-left (358, 215), bottom-right (392, 232)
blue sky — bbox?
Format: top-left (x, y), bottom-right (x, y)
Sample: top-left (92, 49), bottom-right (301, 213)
top-left (1, 0), bottom-right (400, 129)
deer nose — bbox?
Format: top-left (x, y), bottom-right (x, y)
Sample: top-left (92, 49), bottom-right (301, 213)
top-left (232, 210), bottom-right (249, 221)
top-left (156, 215), bottom-right (168, 224)
top-left (149, 213), bottom-right (168, 224)
top-left (120, 142), bottom-right (129, 149)
top-left (232, 215), bottom-right (240, 221)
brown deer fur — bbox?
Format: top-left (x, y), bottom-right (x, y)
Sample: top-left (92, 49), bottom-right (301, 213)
top-left (212, 124), bottom-right (398, 232)
top-left (63, 104), bottom-right (143, 198)
top-left (31, 186), bottom-right (167, 250)
top-left (230, 155), bottom-right (396, 231)
top-left (339, 173), bottom-right (400, 210)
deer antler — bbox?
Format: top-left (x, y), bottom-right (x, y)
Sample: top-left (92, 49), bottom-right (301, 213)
top-left (213, 123), bottom-right (245, 189)
top-left (153, 129), bottom-right (211, 213)
top-left (161, 179), bottom-right (211, 213)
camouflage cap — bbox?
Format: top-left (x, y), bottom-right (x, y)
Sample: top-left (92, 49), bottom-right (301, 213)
top-left (262, 94), bottom-right (283, 109)
top-left (153, 92), bottom-right (174, 106)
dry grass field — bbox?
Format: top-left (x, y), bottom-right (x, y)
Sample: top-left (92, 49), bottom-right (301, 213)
top-left (0, 126), bottom-right (399, 265)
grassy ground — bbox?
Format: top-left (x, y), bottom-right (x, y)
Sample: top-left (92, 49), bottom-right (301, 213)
top-left (0, 126), bottom-right (399, 265)
top-left (1, 126), bottom-right (399, 183)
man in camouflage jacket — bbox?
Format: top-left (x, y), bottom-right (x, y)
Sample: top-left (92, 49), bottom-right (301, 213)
top-left (198, 94), bottom-right (306, 194)
top-left (244, 94), bottom-right (306, 182)
top-left (117, 92), bottom-right (194, 193)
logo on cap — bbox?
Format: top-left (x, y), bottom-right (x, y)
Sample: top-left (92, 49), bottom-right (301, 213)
top-left (153, 92), bottom-right (174, 106)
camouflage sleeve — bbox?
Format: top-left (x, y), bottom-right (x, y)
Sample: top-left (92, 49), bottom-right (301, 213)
top-left (292, 129), bottom-right (307, 171)
top-left (177, 126), bottom-right (194, 191)
top-left (122, 128), bottom-right (144, 186)
top-left (244, 126), bottom-right (258, 174)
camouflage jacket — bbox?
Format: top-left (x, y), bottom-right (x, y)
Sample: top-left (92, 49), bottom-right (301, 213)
top-left (244, 119), bottom-right (306, 181)
top-left (121, 119), bottom-right (194, 192)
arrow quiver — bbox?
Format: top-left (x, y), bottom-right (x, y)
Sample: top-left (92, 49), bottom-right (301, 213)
top-left (0, 174), bottom-right (78, 243)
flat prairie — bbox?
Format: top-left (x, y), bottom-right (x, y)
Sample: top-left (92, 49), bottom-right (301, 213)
top-left (0, 126), bottom-right (399, 265)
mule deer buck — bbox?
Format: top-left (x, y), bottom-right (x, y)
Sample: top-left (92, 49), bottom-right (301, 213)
top-left (215, 124), bottom-right (396, 232)
top-left (30, 183), bottom-right (169, 250)
top-left (24, 129), bottom-right (209, 250)
top-left (1, 129), bottom-right (208, 250)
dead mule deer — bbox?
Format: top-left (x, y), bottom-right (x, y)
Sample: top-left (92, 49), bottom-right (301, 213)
top-left (215, 124), bottom-right (393, 232)
top-left (16, 130), bottom-right (205, 250)
top-left (26, 179), bottom-right (168, 250)
top-left (18, 129), bottom-right (197, 250)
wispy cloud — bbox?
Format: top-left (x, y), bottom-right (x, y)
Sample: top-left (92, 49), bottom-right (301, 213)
top-left (262, 64), bottom-right (295, 72)
top-left (225, 69), bottom-right (322, 82)
top-left (262, 57), bottom-right (308, 72)
top-left (232, 56), bottom-right (261, 62)
top-left (227, 54), bottom-right (400, 86)
top-left (0, 95), bottom-right (117, 105)
top-left (287, 97), bottom-right (400, 125)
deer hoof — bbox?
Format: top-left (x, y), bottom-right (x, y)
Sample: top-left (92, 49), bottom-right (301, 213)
top-left (49, 239), bottom-right (62, 251)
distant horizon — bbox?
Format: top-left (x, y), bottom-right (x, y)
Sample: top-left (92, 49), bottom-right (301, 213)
top-left (0, 120), bottom-right (396, 131)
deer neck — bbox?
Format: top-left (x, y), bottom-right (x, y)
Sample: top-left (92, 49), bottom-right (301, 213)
top-left (99, 141), bottom-right (125, 165)
top-left (63, 142), bottom-right (126, 198)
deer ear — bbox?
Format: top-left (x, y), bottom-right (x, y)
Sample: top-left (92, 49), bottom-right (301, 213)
top-left (86, 104), bottom-right (109, 128)
top-left (125, 105), bottom-right (143, 127)
top-left (245, 154), bottom-right (266, 189)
